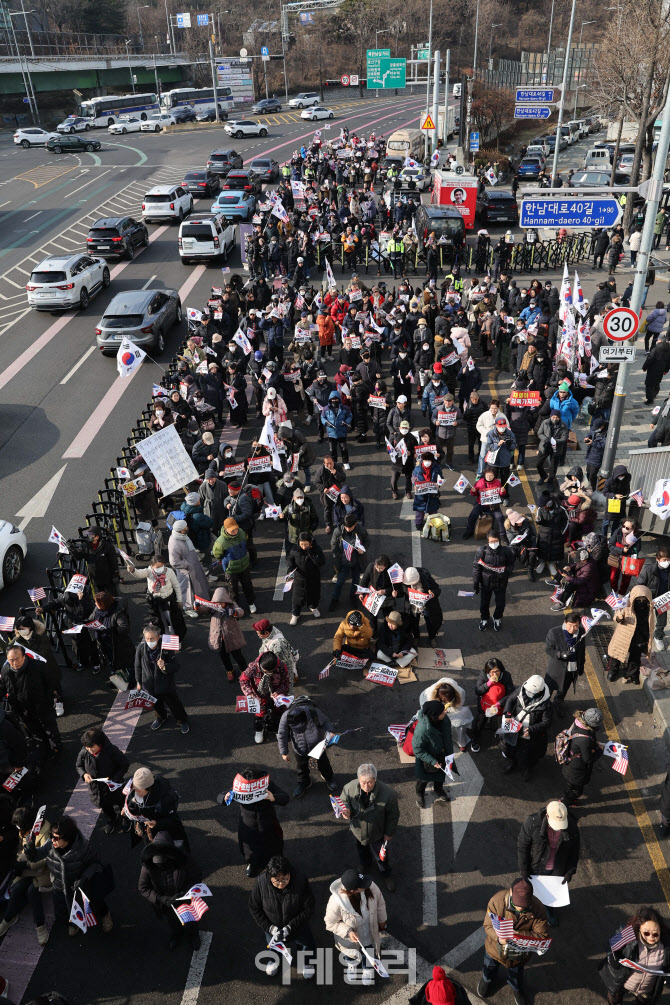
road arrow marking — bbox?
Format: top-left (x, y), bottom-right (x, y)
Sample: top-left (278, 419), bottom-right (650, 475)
top-left (451, 751), bottom-right (484, 859)
top-left (15, 463), bottom-right (68, 531)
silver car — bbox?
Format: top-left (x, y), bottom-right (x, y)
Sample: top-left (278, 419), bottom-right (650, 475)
top-left (95, 288), bottom-right (182, 355)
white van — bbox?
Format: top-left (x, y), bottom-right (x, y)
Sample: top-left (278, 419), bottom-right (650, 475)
top-left (178, 214), bottom-right (236, 264)
top-left (387, 128), bottom-right (424, 161)
top-left (583, 147), bottom-right (611, 170)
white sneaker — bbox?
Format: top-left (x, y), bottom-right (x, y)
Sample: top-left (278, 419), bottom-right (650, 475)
top-left (304, 415), bottom-right (312, 425)
top-left (362, 968), bottom-right (375, 986)
top-left (301, 964), bottom-right (316, 979)
top-left (331, 574), bottom-right (338, 583)
top-left (343, 463), bottom-right (351, 470)
top-left (249, 604), bottom-right (257, 614)
top-left (303, 484), bottom-right (311, 492)
top-left (185, 609), bottom-right (199, 619)
top-left (254, 728), bottom-right (264, 744)
top-left (654, 637), bottom-right (666, 652)
top-left (311, 607), bottom-right (320, 618)
top-left (207, 575), bottom-right (218, 584)
top-left (54, 701), bottom-right (64, 717)
top-left (266, 958), bottom-right (280, 977)
top-left (289, 615), bottom-right (299, 625)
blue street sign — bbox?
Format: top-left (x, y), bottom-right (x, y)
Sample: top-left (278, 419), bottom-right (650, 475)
top-left (515, 88), bottom-right (554, 103)
top-left (470, 131), bottom-right (479, 151)
top-left (520, 197), bottom-right (623, 229)
top-left (261, 45), bottom-right (269, 55)
top-left (22, 97), bottom-right (30, 103)
top-left (196, 13), bottom-right (209, 25)
top-left (299, 11), bottom-right (314, 23)
top-left (514, 105), bottom-right (551, 120)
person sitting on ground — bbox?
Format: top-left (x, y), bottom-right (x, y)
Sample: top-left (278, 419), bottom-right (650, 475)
top-left (333, 611), bottom-right (374, 665)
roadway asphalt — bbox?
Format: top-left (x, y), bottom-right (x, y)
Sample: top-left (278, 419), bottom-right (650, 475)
top-left (0, 106), bottom-right (669, 1005)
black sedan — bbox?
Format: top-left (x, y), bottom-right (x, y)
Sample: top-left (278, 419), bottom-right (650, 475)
top-left (475, 190), bottom-right (520, 224)
top-left (222, 169), bottom-right (262, 195)
top-left (196, 107), bottom-right (229, 122)
top-left (46, 134), bottom-right (102, 154)
top-left (181, 170), bottom-right (220, 197)
top-left (252, 98), bottom-right (282, 114)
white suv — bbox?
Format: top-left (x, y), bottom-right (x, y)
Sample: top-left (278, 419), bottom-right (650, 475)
top-left (13, 127), bottom-right (56, 148)
top-left (288, 92), bottom-right (320, 108)
top-left (27, 254), bottom-right (110, 310)
top-left (142, 185), bottom-right (193, 224)
top-left (178, 214), bottom-right (236, 264)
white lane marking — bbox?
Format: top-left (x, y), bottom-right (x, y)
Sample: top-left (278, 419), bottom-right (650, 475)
top-left (273, 543), bottom-right (288, 601)
top-left (142, 274), bottom-right (157, 289)
top-left (59, 344), bottom-right (96, 384)
top-left (379, 932), bottom-right (486, 1005)
top-left (24, 211), bottom-right (42, 221)
top-left (0, 199), bottom-right (10, 208)
top-left (15, 463), bottom-right (68, 531)
top-left (420, 803), bottom-right (438, 926)
top-left (437, 926), bottom-right (487, 972)
top-left (63, 169), bottom-right (112, 199)
top-left (399, 497), bottom-right (422, 568)
top-left (180, 931), bottom-right (214, 1005)
top-left (450, 751), bottom-right (484, 859)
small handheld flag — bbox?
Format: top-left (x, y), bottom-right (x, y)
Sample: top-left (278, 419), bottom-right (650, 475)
top-left (388, 723), bottom-right (408, 742)
top-left (629, 489), bottom-right (645, 507)
top-left (161, 634), bottom-right (180, 651)
top-left (28, 587), bottom-right (46, 603)
top-left (604, 740), bottom-right (629, 776)
top-left (489, 914), bottom-right (516, 940)
top-left (609, 924), bottom-right (636, 952)
top-left (176, 883), bottom-right (212, 900)
top-left (507, 472), bottom-right (521, 488)
top-left (454, 474), bottom-right (469, 494)
top-left (174, 897), bottom-right (209, 924)
top-left (342, 539), bottom-right (354, 562)
top-left (330, 794), bottom-right (347, 818)
top-left (48, 526), bottom-right (69, 553)
top-left (0, 617), bottom-right (16, 633)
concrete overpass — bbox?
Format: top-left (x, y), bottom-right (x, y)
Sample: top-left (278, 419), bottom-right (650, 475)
top-left (0, 52), bottom-right (192, 96)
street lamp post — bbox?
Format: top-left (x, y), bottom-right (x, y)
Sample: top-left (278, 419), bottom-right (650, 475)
top-left (8, 9), bottom-right (39, 124)
top-left (124, 40), bottom-right (135, 94)
top-left (550, 0), bottom-right (577, 186)
top-left (375, 27), bottom-right (390, 47)
top-left (472, 0), bottom-right (480, 77)
top-left (544, 0), bottom-right (556, 82)
top-left (575, 19), bottom-right (595, 97)
top-left (425, 0), bottom-right (434, 160)
top-left (488, 23), bottom-right (501, 71)
top-left (137, 5), bottom-right (150, 51)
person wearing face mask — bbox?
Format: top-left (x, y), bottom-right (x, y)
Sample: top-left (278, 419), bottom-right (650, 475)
top-left (138, 830), bottom-right (202, 951)
top-left (307, 370), bottom-right (336, 443)
top-left (470, 658), bottom-right (515, 752)
top-left (534, 497), bottom-right (569, 583)
top-left (502, 675), bottom-right (553, 781)
top-left (390, 347), bottom-right (415, 403)
top-left (632, 546), bottom-right (670, 651)
top-left (464, 468), bottom-right (508, 542)
top-left (280, 488), bottom-right (319, 549)
top-left (608, 519), bottom-right (642, 595)
top-left (560, 707), bottom-right (604, 808)
top-left (414, 338), bottom-right (435, 401)
top-left (462, 390), bottom-right (487, 463)
top-left (316, 454), bottom-right (347, 533)
top-left (198, 467), bottom-right (228, 536)
top-left (75, 727), bottom-right (130, 834)
top-left (126, 554), bottom-right (189, 633)
top-left (148, 402), bottom-right (173, 431)
top-left (411, 451), bottom-right (443, 531)
top-left (543, 612), bottom-right (586, 717)
top-left (472, 530), bottom-right (514, 633)
top-left (134, 626), bottom-right (189, 735)
top-left (286, 532), bottom-right (325, 624)
top-left (553, 548), bottom-right (600, 612)
top-left (368, 379), bottom-right (393, 449)
top-left (607, 584), bottom-right (655, 685)
top-left (0, 806), bottom-right (51, 944)
top-left (600, 906), bottom-right (670, 1005)
top-left (8, 614), bottom-right (62, 707)
top-left (535, 410), bottom-right (569, 485)
top-left (475, 400), bottom-right (502, 478)
top-left (422, 365), bottom-right (447, 422)
top-left (240, 651), bottom-right (291, 745)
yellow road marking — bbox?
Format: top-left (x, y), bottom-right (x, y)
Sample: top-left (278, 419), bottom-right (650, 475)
top-left (13, 164), bottom-right (79, 189)
top-left (279, 114), bottom-right (290, 124)
top-left (489, 366), bottom-right (670, 910)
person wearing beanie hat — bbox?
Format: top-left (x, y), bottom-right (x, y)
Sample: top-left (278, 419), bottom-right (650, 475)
top-left (413, 699), bottom-right (453, 808)
top-left (168, 517), bottom-right (212, 615)
top-left (549, 378), bottom-right (580, 431)
top-left (198, 468), bottom-right (228, 537)
top-left (332, 609), bottom-right (374, 661)
top-left (517, 799), bottom-right (580, 927)
top-left (411, 449), bottom-right (443, 531)
top-left (421, 365), bottom-right (447, 428)
top-left (561, 707), bottom-right (604, 809)
top-left (422, 966), bottom-right (457, 1005)
top-left (212, 515), bottom-right (257, 614)
top-left (279, 485), bottom-right (319, 550)
top-left (375, 610), bottom-right (415, 663)
top-left (325, 864), bottom-right (388, 984)
top-left (124, 767), bottom-right (187, 849)
top-left (192, 430), bottom-right (217, 475)
top-left (138, 829), bottom-right (202, 950)
top-left (321, 391), bottom-right (353, 469)
top-left (399, 564), bottom-right (443, 645)
top-left (480, 879), bottom-right (548, 1002)
top-left (388, 415), bottom-right (415, 500)
top-left (501, 675), bottom-right (552, 781)
top-left (543, 611), bottom-right (586, 717)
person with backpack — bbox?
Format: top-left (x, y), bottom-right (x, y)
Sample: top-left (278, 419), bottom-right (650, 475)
top-left (543, 612), bottom-right (586, 718)
top-left (277, 696), bottom-right (338, 799)
top-left (517, 801), bottom-right (580, 928)
top-left (470, 658), bottom-right (515, 753)
top-left (502, 675), bottom-right (553, 781)
top-left (182, 493), bottom-right (214, 554)
top-left (559, 708), bottom-right (604, 807)
top-left (211, 518), bottom-right (257, 615)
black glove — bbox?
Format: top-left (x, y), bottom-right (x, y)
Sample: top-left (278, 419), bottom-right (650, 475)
top-left (334, 650), bottom-right (342, 660)
top-left (473, 587), bottom-right (480, 595)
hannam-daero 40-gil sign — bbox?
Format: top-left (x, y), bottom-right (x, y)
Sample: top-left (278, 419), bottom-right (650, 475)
top-left (520, 198), bottom-right (622, 229)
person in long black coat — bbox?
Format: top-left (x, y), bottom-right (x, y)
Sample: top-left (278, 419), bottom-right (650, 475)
top-left (219, 770), bottom-right (289, 878)
top-left (398, 566), bottom-right (442, 644)
top-left (502, 675), bottom-right (553, 780)
top-left (286, 532), bottom-right (325, 623)
top-left (138, 830), bottom-right (201, 950)
top-left (359, 554), bottom-right (396, 635)
top-left (543, 612), bottom-right (586, 717)
top-left (248, 855), bottom-right (317, 975)
top-left (562, 708), bottom-right (604, 806)
top-left (76, 727), bottom-right (129, 833)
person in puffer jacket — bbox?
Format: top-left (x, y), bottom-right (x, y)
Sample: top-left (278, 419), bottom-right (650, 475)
top-left (321, 392), bottom-right (352, 468)
top-left (472, 529), bottom-right (515, 632)
top-left (277, 696), bottom-right (337, 798)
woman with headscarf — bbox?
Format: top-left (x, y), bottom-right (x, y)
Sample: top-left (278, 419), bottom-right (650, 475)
top-left (502, 675), bottom-right (553, 781)
top-left (412, 700), bottom-right (454, 808)
top-left (607, 584), bottom-right (655, 685)
top-left (208, 584), bottom-right (246, 682)
top-left (324, 868), bottom-right (387, 986)
top-left (168, 520), bottom-right (212, 616)
top-left (418, 678), bottom-right (474, 753)
top-left (600, 906), bottom-right (670, 1005)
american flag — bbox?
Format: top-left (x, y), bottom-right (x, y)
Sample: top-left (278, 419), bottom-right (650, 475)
top-left (630, 489), bottom-right (644, 507)
top-left (605, 592), bottom-right (628, 610)
top-left (611, 745), bottom-right (629, 776)
top-left (175, 897), bottom-right (209, 924)
top-left (294, 293), bottom-right (304, 310)
top-left (342, 539), bottom-right (354, 562)
top-left (330, 794), bottom-right (347, 818)
top-left (610, 924), bottom-right (636, 951)
top-left (0, 617), bottom-right (15, 632)
top-left (319, 662), bottom-right (332, 680)
top-left (388, 723), bottom-right (408, 742)
top-left (388, 563), bottom-right (404, 584)
top-left (81, 890), bottom-right (97, 928)
top-left (161, 634), bottom-right (180, 651)
top-left (28, 587), bottom-right (46, 602)
top-left (489, 913), bottom-right (516, 939)
top-left (551, 586), bottom-right (564, 603)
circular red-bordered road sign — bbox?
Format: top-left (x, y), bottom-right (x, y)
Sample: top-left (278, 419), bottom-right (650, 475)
top-left (340, 74), bottom-right (350, 86)
top-left (603, 306), bottom-right (639, 342)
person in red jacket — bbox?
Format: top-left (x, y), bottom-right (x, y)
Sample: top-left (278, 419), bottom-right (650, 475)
top-left (240, 652), bottom-right (290, 746)
top-left (317, 310), bottom-right (335, 364)
top-left (463, 467), bottom-right (507, 540)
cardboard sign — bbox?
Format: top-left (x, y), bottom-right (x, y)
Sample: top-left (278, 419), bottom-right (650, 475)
top-left (236, 695), bottom-right (262, 714)
top-left (415, 648), bottom-right (464, 670)
top-left (324, 484), bottom-right (340, 501)
top-left (223, 462), bottom-right (245, 479)
top-left (65, 573), bottom-right (88, 595)
top-left (247, 455), bottom-right (273, 474)
top-left (414, 482), bottom-right (439, 496)
top-left (368, 395), bottom-right (388, 409)
top-left (480, 488), bottom-right (502, 506)
top-left (124, 689), bottom-right (157, 710)
top-left (366, 663), bottom-right (398, 687)
top-left (509, 390), bottom-right (542, 408)
top-left (232, 772), bottom-right (269, 804)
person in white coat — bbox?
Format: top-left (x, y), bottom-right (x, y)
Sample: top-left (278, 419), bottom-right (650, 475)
top-left (167, 520), bottom-right (212, 614)
top-left (419, 677), bottom-right (474, 751)
top-left (324, 869), bottom-right (387, 986)
top-left (476, 399), bottom-right (501, 477)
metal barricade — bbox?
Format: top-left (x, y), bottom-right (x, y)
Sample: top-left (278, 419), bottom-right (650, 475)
top-left (627, 446), bottom-right (670, 536)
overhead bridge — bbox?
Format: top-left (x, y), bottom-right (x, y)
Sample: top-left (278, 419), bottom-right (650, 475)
top-left (0, 52), bottom-right (193, 97)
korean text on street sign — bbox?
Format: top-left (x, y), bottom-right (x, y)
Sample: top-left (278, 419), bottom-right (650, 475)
top-left (196, 13), bottom-right (209, 25)
top-left (514, 106), bottom-right (552, 120)
top-left (366, 49), bottom-right (406, 89)
top-left (603, 307), bottom-right (639, 342)
top-left (599, 344), bottom-right (636, 363)
top-left (176, 12), bottom-right (191, 27)
top-left (417, 47), bottom-right (429, 60)
top-left (515, 88), bottom-right (555, 103)
top-left (520, 198), bottom-right (622, 229)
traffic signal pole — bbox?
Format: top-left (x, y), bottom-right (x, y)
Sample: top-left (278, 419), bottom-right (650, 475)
top-left (598, 85), bottom-right (670, 487)
top-left (550, 0), bottom-right (576, 186)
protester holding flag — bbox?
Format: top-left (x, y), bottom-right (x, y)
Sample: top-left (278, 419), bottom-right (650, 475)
top-left (599, 907), bottom-right (670, 1005)
top-left (463, 468), bottom-right (508, 543)
top-left (339, 764), bottom-right (398, 888)
top-left (561, 708), bottom-right (605, 807)
top-left (502, 676), bottom-right (553, 781)
top-left (168, 521), bottom-right (212, 616)
top-left (254, 620), bottom-right (298, 686)
top-left (134, 626), bottom-right (189, 735)
top-left (0, 806), bottom-right (51, 944)
top-left (543, 612), bottom-right (586, 717)
top-left (124, 767), bottom-right (188, 849)
top-left (221, 767), bottom-right (289, 878)
top-left (470, 658), bottom-right (515, 752)
top-left (240, 652), bottom-right (291, 745)
top-left (412, 700), bottom-right (454, 808)
top-left (277, 696), bottom-right (337, 798)
top-left (1, 645), bottom-right (62, 755)
top-left (324, 869), bottom-right (388, 985)
top-left (126, 556), bottom-right (189, 633)
top-left (479, 879), bottom-right (549, 1003)
top-left (607, 584), bottom-right (655, 685)
top-left (24, 814), bottom-right (113, 935)
top-left (411, 452), bottom-right (443, 532)
top-left (76, 727), bottom-right (130, 833)
top-left (322, 392), bottom-right (353, 468)
top-left (504, 509), bottom-right (538, 581)
top-left (286, 532), bottom-right (325, 624)
top-left (330, 515), bottom-right (369, 610)
top-left (207, 586), bottom-right (246, 681)
top-left (249, 855), bottom-right (317, 979)
top-left (138, 830), bottom-right (202, 950)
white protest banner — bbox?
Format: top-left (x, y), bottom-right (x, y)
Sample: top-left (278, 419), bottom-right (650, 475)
top-left (124, 689), bottom-right (157, 710)
top-left (415, 648), bottom-right (464, 670)
top-left (508, 934), bottom-right (552, 955)
top-left (232, 772), bottom-right (269, 803)
top-left (236, 695), bottom-right (262, 714)
top-left (362, 591), bottom-right (386, 617)
top-left (414, 482), bottom-right (439, 496)
top-left (65, 573), bottom-right (88, 594)
top-left (529, 875), bottom-right (570, 908)
top-left (414, 444), bottom-right (438, 459)
top-left (222, 461), bottom-right (245, 479)
top-left (137, 425), bottom-right (198, 497)
top-left (368, 395), bottom-right (388, 409)
top-left (480, 488), bottom-right (502, 506)
top-left (90, 777), bottom-right (124, 791)
top-left (2, 767), bottom-right (28, 792)
top-left (366, 663), bottom-right (398, 687)
top-left (654, 591), bottom-right (670, 614)
top-left (247, 455), bottom-right (273, 475)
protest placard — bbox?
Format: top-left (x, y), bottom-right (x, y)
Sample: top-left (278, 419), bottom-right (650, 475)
top-left (124, 690), bottom-right (157, 710)
top-left (366, 663), bottom-right (398, 687)
top-left (137, 425), bottom-right (198, 497)
top-left (414, 648), bottom-right (464, 670)
top-left (236, 695), bottom-right (262, 714)
top-left (232, 772), bottom-right (269, 804)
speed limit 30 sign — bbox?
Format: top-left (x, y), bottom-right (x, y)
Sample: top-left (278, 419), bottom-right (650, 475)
top-left (603, 307), bottom-right (639, 342)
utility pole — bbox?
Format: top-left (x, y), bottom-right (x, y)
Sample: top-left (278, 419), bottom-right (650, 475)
top-left (544, 0), bottom-right (555, 83)
top-left (442, 48), bottom-right (450, 146)
top-left (431, 50), bottom-right (440, 156)
top-left (550, 0), bottom-right (576, 186)
top-left (209, 38), bottom-right (220, 122)
top-left (153, 54), bottom-right (160, 97)
top-left (424, 0), bottom-right (434, 160)
top-left (599, 87), bottom-right (670, 487)
top-left (472, 0), bottom-right (480, 77)
top-left (19, 0), bottom-right (34, 57)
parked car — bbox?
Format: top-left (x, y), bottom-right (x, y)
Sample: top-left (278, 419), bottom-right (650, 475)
top-left (617, 153), bottom-right (634, 176)
top-left (56, 116), bottom-right (90, 134)
top-left (566, 170), bottom-right (613, 188)
top-left (142, 185), bottom-right (193, 223)
top-left (13, 127), bottom-right (56, 148)
top-left (206, 149), bottom-right (244, 176)
top-left (108, 116), bottom-right (142, 135)
top-left (222, 169), bottom-right (262, 195)
top-left (178, 214), bottom-right (236, 264)
top-left (248, 158), bottom-right (280, 182)
top-left (300, 106), bottom-right (334, 121)
top-left (288, 91), bottom-right (320, 108)
top-left (86, 217), bottom-right (148, 259)
top-left (27, 254), bottom-right (110, 310)
top-left (516, 157), bottom-right (544, 179)
top-left (224, 119), bottom-right (268, 138)
top-left (181, 170), bottom-right (220, 197)
top-left (252, 98), bottom-right (282, 114)
top-left (195, 106), bottom-right (228, 122)
top-left (96, 289), bottom-right (182, 354)
top-left (46, 134), bottom-right (102, 154)
top-left (140, 112), bottom-right (177, 132)
top-left (172, 107), bottom-right (197, 123)
top-left (476, 190), bottom-right (519, 224)
top-left (0, 521), bottom-right (27, 589)
top-left (526, 144), bottom-right (548, 162)
top-left (209, 190), bottom-right (256, 220)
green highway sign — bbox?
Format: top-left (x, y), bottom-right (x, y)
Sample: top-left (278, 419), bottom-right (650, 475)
top-left (417, 47), bottom-right (429, 60)
top-left (366, 50), bottom-right (406, 89)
